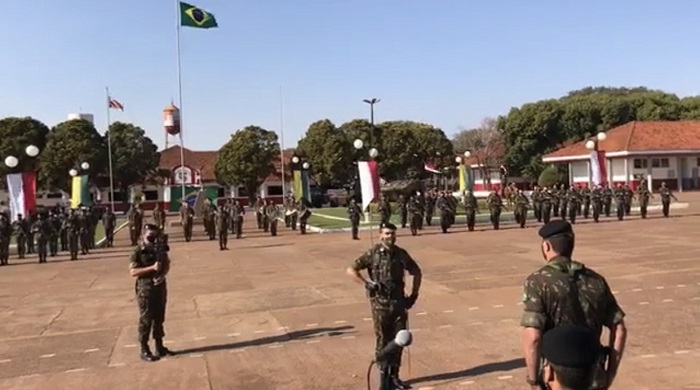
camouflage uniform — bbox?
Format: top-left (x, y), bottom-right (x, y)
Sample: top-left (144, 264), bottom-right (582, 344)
top-left (463, 190), bottom-right (478, 232)
top-left (265, 201), bottom-right (279, 236)
top-left (102, 210), bottom-right (116, 247)
top-left (347, 200), bottom-right (362, 240)
top-left (486, 191), bottom-right (502, 230)
top-left (297, 200), bottom-right (311, 234)
top-left (397, 195), bottom-right (408, 228)
top-left (378, 199), bottom-right (391, 229)
top-left (31, 216), bottom-right (50, 263)
top-left (231, 202), bottom-right (244, 239)
top-left (531, 187), bottom-right (542, 222)
top-left (407, 196), bottom-right (423, 236)
top-left (0, 215), bottom-right (10, 265)
top-left (613, 185), bottom-right (626, 221)
top-left (590, 186), bottom-right (603, 223)
top-left (424, 193), bottom-right (435, 227)
top-left (513, 191), bottom-right (529, 228)
top-left (350, 243), bottom-right (421, 388)
top-left (216, 206), bottom-right (230, 249)
top-left (152, 204), bottom-right (166, 231)
top-left (180, 204), bottom-right (194, 242)
top-left (602, 185), bottom-right (613, 217)
top-left (658, 183), bottom-right (677, 217)
top-left (540, 188), bottom-right (552, 224)
top-left (636, 181), bottom-right (651, 219)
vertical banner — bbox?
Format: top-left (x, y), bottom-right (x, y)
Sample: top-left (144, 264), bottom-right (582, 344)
top-left (6, 172), bottom-right (36, 221)
top-left (589, 150), bottom-right (607, 186)
top-left (458, 165), bottom-right (474, 193)
top-left (301, 170), bottom-right (311, 203)
top-left (597, 150), bottom-right (607, 186)
top-left (293, 170), bottom-right (302, 201)
top-left (71, 175), bottom-right (92, 208)
top-left (358, 161), bottom-right (380, 212)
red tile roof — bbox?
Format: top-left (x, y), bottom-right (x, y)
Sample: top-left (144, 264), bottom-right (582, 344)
top-left (544, 121), bottom-right (700, 159)
top-left (159, 146), bottom-right (295, 183)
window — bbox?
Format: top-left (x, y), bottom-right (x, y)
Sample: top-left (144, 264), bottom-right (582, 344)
top-left (651, 158), bottom-right (671, 168)
top-left (217, 187), bottom-right (225, 197)
top-left (633, 159), bottom-right (648, 169)
top-left (237, 186), bottom-right (248, 197)
top-left (46, 192), bottom-right (63, 199)
top-left (109, 191), bottom-right (128, 202)
top-left (660, 158), bottom-right (670, 168)
top-left (143, 190), bottom-right (159, 201)
top-left (267, 185), bottom-right (283, 196)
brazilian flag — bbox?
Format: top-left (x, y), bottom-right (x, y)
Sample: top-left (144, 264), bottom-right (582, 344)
top-left (180, 2), bottom-right (218, 29)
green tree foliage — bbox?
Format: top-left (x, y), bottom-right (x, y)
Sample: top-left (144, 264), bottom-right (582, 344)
top-left (106, 122), bottom-right (160, 194)
top-left (499, 86), bottom-right (700, 179)
top-left (39, 119), bottom-right (106, 191)
top-left (296, 119), bottom-right (350, 188)
top-left (338, 119), bottom-right (378, 163)
top-left (215, 126), bottom-right (279, 203)
top-left (538, 165), bottom-right (564, 187)
top-left (0, 117), bottom-right (49, 180)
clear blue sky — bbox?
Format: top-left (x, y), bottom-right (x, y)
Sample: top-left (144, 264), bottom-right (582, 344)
top-left (2, 1), bottom-right (699, 151)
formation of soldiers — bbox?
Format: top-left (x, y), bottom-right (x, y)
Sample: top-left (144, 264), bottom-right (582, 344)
top-left (174, 194), bottom-right (312, 250)
top-left (0, 205), bottom-right (116, 265)
top-left (345, 179), bottom-right (679, 239)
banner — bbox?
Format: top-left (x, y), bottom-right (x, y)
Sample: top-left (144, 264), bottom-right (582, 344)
top-left (358, 161), bottom-right (380, 212)
top-left (71, 174), bottom-right (92, 208)
top-left (6, 172), bottom-right (36, 221)
top-left (458, 164), bottom-right (474, 193)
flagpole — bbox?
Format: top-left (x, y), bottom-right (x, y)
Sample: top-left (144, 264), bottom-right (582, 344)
top-left (105, 87), bottom-right (116, 213)
top-left (176, 0), bottom-right (186, 200)
top-left (279, 86), bottom-right (287, 197)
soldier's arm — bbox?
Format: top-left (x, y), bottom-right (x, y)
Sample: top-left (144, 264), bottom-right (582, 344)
top-left (519, 276), bottom-right (546, 384)
top-left (346, 248), bottom-right (373, 285)
top-left (602, 280), bottom-right (627, 387)
top-left (129, 250), bottom-right (157, 277)
top-left (402, 252), bottom-right (422, 297)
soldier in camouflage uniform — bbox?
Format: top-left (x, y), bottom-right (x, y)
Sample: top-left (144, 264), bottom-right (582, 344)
top-left (79, 209), bottom-right (91, 255)
top-left (127, 203), bottom-right (143, 246)
top-left (424, 191), bottom-right (435, 227)
top-left (102, 209), bottom-right (116, 247)
top-left (347, 198), bottom-right (362, 240)
top-left (636, 179), bottom-right (652, 219)
top-left (520, 220), bottom-right (627, 390)
top-left (513, 189), bottom-right (529, 229)
top-left (407, 195), bottom-right (423, 236)
top-left (66, 209), bottom-right (80, 260)
top-left (26, 211), bottom-right (36, 254)
top-left (231, 200), bottom-right (244, 239)
top-left (265, 200), bottom-right (279, 237)
top-left (297, 199), bottom-right (311, 234)
top-left (346, 223), bottom-right (422, 390)
top-left (202, 199), bottom-right (217, 239)
top-left (486, 189), bottom-right (502, 230)
top-left (0, 214), bottom-right (10, 265)
top-left (463, 189), bottom-right (478, 232)
top-left (152, 203), bottom-right (166, 231)
top-left (602, 184), bottom-right (613, 217)
top-left (613, 184), bottom-right (626, 221)
top-left (531, 186), bottom-right (542, 222)
top-left (397, 195), bottom-right (408, 229)
top-left (551, 185), bottom-right (561, 217)
top-left (623, 184), bottom-right (634, 216)
top-left (253, 196), bottom-right (265, 229)
top-left (658, 182), bottom-right (677, 218)
top-left (216, 205), bottom-right (230, 250)
top-left (436, 192), bottom-right (452, 233)
top-left (378, 198), bottom-right (391, 229)
top-left (48, 211), bottom-right (60, 257)
top-left (559, 184), bottom-right (569, 221)
top-left (540, 187), bottom-right (553, 224)
top-left (566, 185), bottom-right (582, 224)
top-left (591, 185), bottom-right (603, 223)
top-left (13, 214), bottom-right (28, 259)
top-left (129, 225), bottom-right (173, 362)
top-left (31, 213), bottom-right (50, 264)
top-left (180, 202), bottom-right (194, 242)
top-left (59, 210), bottom-right (68, 251)
top-left (581, 183), bottom-right (592, 218)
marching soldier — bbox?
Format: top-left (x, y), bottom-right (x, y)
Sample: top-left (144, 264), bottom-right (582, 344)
top-left (463, 189), bottom-right (478, 232)
top-left (486, 189), bottom-right (502, 230)
top-left (551, 185), bottom-right (561, 217)
top-left (623, 184), bottom-right (634, 216)
top-left (347, 198), bottom-right (362, 240)
top-left (66, 210), bottom-right (80, 260)
top-left (658, 182), bottom-right (677, 217)
top-left (127, 204), bottom-right (144, 246)
top-left (613, 184), bottom-right (626, 221)
top-left (436, 192), bottom-right (452, 233)
top-left (520, 220), bottom-right (627, 390)
top-left (265, 200), bottom-right (279, 237)
top-left (581, 183), bottom-right (592, 218)
top-left (87, 207), bottom-right (98, 249)
top-left (13, 214), bottom-right (28, 259)
top-left (79, 208), bottom-right (91, 255)
top-left (231, 200), bottom-right (244, 239)
top-left (202, 199), bottom-right (216, 240)
top-left (397, 195), bottom-right (408, 228)
top-left (254, 196), bottom-right (265, 229)
top-left (59, 210), bottom-right (68, 251)
top-left (297, 199), bottom-right (311, 234)
top-left (283, 196), bottom-right (293, 228)
top-left (32, 213), bottom-right (50, 263)
top-left (407, 195), bottom-right (423, 236)
top-left (566, 185), bottom-right (582, 224)
top-left (26, 211), bottom-right (36, 254)
top-left (531, 186), bottom-right (542, 222)
top-left (424, 191), bottom-right (435, 227)
top-left (0, 214), bottom-right (10, 265)
top-left (378, 198), bottom-right (391, 229)
top-left (48, 211), bottom-right (60, 256)
top-left (103, 209), bottom-right (116, 247)
top-left (346, 223), bottom-right (422, 390)
top-left (179, 202), bottom-right (194, 242)
top-left (153, 203), bottom-right (166, 231)
top-left (540, 187), bottom-right (553, 224)
top-left (216, 205), bottom-right (230, 250)
top-left (514, 189), bottom-right (529, 228)
top-left (591, 185), bottom-right (603, 223)
top-left (637, 180), bottom-right (652, 219)
top-left (602, 184), bottom-right (613, 217)
top-left (559, 184), bottom-right (569, 221)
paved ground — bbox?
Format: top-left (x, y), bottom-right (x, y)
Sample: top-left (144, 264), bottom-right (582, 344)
top-left (0, 198), bottom-right (699, 390)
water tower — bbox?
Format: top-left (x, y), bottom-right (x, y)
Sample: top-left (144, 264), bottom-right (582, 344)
top-left (67, 113), bottom-right (94, 124)
top-left (163, 103), bottom-right (181, 149)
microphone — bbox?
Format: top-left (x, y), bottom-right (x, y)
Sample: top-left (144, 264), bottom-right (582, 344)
top-left (375, 330), bottom-right (412, 362)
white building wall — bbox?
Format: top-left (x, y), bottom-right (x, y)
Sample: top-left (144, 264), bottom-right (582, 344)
top-left (570, 161), bottom-right (589, 183)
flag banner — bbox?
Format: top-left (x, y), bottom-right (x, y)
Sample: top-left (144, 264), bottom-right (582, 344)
top-left (6, 172), bottom-right (36, 222)
top-left (293, 170), bottom-right (302, 201)
top-left (108, 97), bottom-right (124, 111)
top-left (424, 164), bottom-right (440, 174)
top-left (301, 170), bottom-right (311, 203)
top-left (590, 150), bottom-right (607, 186)
top-left (358, 161), bottom-right (380, 212)
top-left (458, 164), bottom-right (475, 193)
top-left (180, 2), bottom-right (218, 29)
top-left (71, 175), bottom-right (92, 208)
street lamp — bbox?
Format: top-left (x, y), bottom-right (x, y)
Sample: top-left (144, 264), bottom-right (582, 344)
top-left (69, 161), bottom-right (90, 177)
top-left (4, 144), bottom-right (40, 169)
top-left (363, 98), bottom-right (380, 148)
top-left (585, 132), bottom-right (607, 150)
top-left (455, 150), bottom-right (471, 164)
top-left (4, 144), bottom-right (40, 221)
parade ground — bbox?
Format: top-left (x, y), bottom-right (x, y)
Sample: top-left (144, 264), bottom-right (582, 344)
top-left (0, 202), bottom-right (699, 389)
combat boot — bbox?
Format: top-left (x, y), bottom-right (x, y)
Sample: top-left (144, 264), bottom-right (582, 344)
top-left (155, 338), bottom-right (174, 358)
top-left (390, 366), bottom-right (412, 389)
top-left (140, 343), bottom-right (159, 362)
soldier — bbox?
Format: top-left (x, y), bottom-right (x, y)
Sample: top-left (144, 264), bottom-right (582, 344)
top-left (265, 200), bottom-right (279, 237)
top-left (48, 211), bottom-right (60, 256)
top-left (378, 198), bottom-right (391, 229)
top-left (79, 208), bottom-right (91, 255)
top-left (127, 204), bottom-right (139, 246)
top-left (297, 199), bottom-right (311, 234)
top-left (581, 183), bottom-right (592, 218)
top-left (26, 211), bottom-right (36, 254)
top-left (231, 200), bottom-right (244, 239)
top-left (129, 225), bottom-right (174, 362)
top-left (636, 180), bottom-right (652, 219)
top-left (531, 186), bottom-right (542, 223)
top-left (540, 187), bottom-right (553, 224)
top-left (202, 199), bottom-right (216, 240)
top-left (551, 185), bottom-right (561, 217)
top-left (347, 198), bottom-right (363, 240)
top-left (566, 185), bottom-right (582, 224)
top-left (346, 223), bottom-right (422, 390)
top-left (397, 195), bottom-right (408, 229)
top-left (591, 185), bottom-right (603, 223)
top-left (602, 184), bottom-right (613, 217)
top-left (559, 184), bottom-right (569, 221)
top-left (32, 212), bottom-right (50, 263)
top-left (179, 202), bottom-right (194, 242)
top-left (613, 184), bottom-right (626, 221)
top-left (86, 207), bottom-right (97, 249)
top-left (486, 189), bottom-right (502, 230)
top-left (658, 182), bottom-right (677, 218)
top-left (424, 191), bottom-right (435, 227)
top-left (59, 209), bottom-right (68, 251)
top-left (463, 189), bottom-right (478, 232)
top-left (152, 203), bottom-right (166, 231)
top-left (520, 220), bottom-right (627, 390)
top-left (216, 205), bottom-right (230, 250)
top-left (254, 196), bottom-right (265, 229)
top-left (513, 189), bottom-right (529, 228)
top-left (66, 209), bottom-right (80, 260)
top-left (407, 195), bottom-right (423, 236)
top-left (0, 214), bottom-right (10, 265)
top-left (102, 209), bottom-right (116, 247)
top-left (283, 196), bottom-right (293, 228)
top-left (13, 214), bottom-right (28, 259)
top-left (436, 192), bottom-right (452, 233)
top-left (623, 184), bottom-right (634, 216)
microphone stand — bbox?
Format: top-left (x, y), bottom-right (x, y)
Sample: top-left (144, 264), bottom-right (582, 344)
top-left (366, 359), bottom-right (396, 390)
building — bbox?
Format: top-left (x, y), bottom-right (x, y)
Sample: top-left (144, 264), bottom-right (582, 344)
top-left (459, 144), bottom-right (527, 191)
top-left (542, 121), bottom-right (700, 191)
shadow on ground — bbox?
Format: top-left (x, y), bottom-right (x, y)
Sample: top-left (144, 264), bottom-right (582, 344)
top-left (174, 326), bottom-right (355, 355)
top-left (407, 358), bottom-right (525, 385)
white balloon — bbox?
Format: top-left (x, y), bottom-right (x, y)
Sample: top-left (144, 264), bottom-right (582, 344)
top-left (353, 139), bottom-right (364, 150)
top-left (4, 156), bottom-right (18, 168)
top-left (25, 145), bottom-right (39, 157)
top-left (81, 162), bottom-right (90, 170)
top-left (69, 169), bottom-right (78, 177)
top-left (369, 148), bottom-right (379, 159)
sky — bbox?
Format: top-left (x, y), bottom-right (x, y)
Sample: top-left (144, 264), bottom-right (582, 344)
top-left (2, 1), bottom-right (700, 152)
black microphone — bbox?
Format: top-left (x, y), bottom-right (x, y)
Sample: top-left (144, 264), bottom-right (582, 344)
top-left (374, 330), bottom-right (412, 362)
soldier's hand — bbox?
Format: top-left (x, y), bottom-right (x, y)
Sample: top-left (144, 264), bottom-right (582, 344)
top-left (364, 280), bottom-right (379, 293)
top-left (405, 293), bottom-right (418, 309)
top-left (152, 261), bottom-right (162, 272)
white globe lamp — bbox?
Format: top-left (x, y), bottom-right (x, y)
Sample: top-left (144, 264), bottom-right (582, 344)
top-left (81, 162), bottom-right (90, 170)
top-left (25, 145), bottom-right (39, 157)
top-left (292, 156), bottom-right (300, 164)
top-left (464, 151), bottom-right (471, 158)
top-left (353, 139), bottom-right (364, 150)
top-left (69, 169), bottom-right (78, 177)
top-left (369, 148), bottom-right (379, 159)
top-left (597, 132), bottom-right (607, 141)
top-left (585, 140), bottom-right (596, 150)
top-left (4, 156), bottom-right (18, 168)
top-left (302, 162), bottom-right (310, 170)
top-left (455, 156), bottom-right (462, 164)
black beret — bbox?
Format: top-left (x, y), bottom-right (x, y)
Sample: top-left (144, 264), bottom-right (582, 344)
top-left (382, 223), bottom-right (398, 231)
top-left (541, 324), bottom-right (601, 368)
top-left (538, 220), bottom-right (573, 240)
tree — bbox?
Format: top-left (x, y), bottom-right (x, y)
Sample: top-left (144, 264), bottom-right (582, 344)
top-left (39, 119), bottom-right (106, 191)
top-left (538, 165), bottom-right (565, 187)
top-left (0, 117), bottom-right (49, 182)
top-left (452, 117), bottom-right (504, 189)
top-left (338, 119), bottom-right (378, 163)
top-left (214, 126), bottom-right (279, 203)
top-left (106, 122), bottom-right (160, 195)
top-left (296, 119), bottom-right (350, 187)
top-left (376, 121), bottom-right (421, 180)
top-left (408, 122), bottom-right (454, 176)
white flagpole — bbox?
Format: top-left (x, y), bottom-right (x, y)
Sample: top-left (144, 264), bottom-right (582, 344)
top-left (176, 0), bottom-right (186, 200)
top-left (105, 87), bottom-right (115, 213)
top-left (279, 86), bottom-right (287, 197)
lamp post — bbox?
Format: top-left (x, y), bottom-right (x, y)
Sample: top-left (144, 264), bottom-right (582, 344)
top-left (69, 162), bottom-right (91, 208)
top-left (4, 145), bottom-right (40, 221)
top-left (291, 156), bottom-right (311, 206)
top-left (585, 131), bottom-right (608, 188)
top-left (363, 98), bottom-right (380, 148)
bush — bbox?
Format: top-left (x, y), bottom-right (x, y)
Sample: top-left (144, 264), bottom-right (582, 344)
top-left (538, 165), bottom-right (563, 187)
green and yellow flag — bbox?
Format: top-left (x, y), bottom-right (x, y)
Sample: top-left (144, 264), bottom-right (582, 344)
top-left (71, 175), bottom-right (92, 208)
top-left (180, 2), bottom-right (218, 29)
